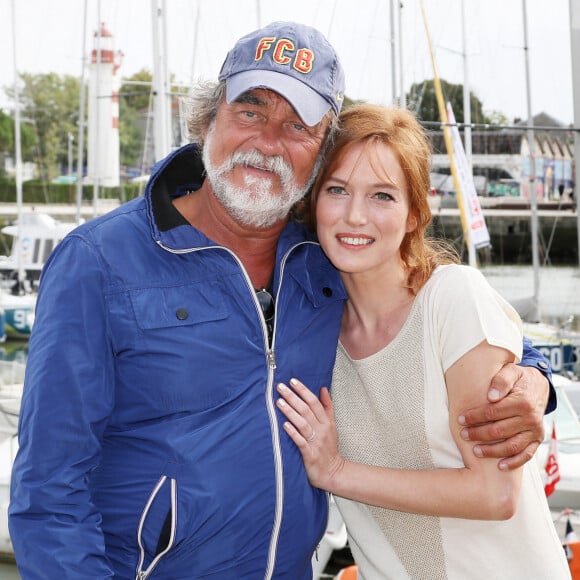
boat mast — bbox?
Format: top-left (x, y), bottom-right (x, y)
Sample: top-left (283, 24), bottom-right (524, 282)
top-left (92, 0), bottom-right (102, 217)
top-left (76, 0), bottom-right (88, 225)
top-left (151, 0), bottom-right (172, 160)
top-left (398, 1), bottom-right (405, 109)
top-left (390, 0), bottom-right (397, 105)
top-left (461, 0), bottom-right (472, 169)
top-left (419, 0), bottom-right (473, 263)
top-left (571, 0), bottom-right (580, 268)
top-left (522, 0), bottom-right (540, 321)
top-left (390, 0), bottom-right (405, 108)
top-left (11, 0), bottom-right (24, 292)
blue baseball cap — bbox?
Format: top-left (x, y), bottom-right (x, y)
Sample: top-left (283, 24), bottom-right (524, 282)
top-left (218, 21), bottom-right (346, 127)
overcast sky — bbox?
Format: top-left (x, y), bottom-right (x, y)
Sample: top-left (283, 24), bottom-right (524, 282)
top-left (1, 0), bottom-right (576, 125)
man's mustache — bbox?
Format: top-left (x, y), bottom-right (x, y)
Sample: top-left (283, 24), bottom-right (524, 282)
top-left (226, 150), bottom-right (293, 184)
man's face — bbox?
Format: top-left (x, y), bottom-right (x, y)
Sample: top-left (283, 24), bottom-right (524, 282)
top-left (202, 89), bottom-right (328, 228)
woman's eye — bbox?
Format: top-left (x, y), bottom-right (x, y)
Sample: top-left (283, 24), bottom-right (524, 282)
top-left (374, 191), bottom-right (393, 201)
top-left (327, 186), bottom-right (346, 195)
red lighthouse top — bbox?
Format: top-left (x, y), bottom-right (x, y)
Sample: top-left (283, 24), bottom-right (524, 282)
top-left (91, 22), bottom-right (115, 64)
top-left (95, 22), bottom-right (113, 38)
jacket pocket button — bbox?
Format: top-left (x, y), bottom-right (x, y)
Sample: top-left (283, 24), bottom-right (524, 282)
top-left (322, 287), bottom-right (333, 297)
top-left (176, 308), bottom-right (189, 320)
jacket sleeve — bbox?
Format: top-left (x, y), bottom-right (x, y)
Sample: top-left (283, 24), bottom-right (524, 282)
top-left (9, 234), bottom-right (115, 578)
top-left (519, 335), bottom-right (556, 414)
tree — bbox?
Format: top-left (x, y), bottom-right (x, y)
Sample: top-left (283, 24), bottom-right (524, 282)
top-left (0, 110), bottom-right (13, 154)
top-left (406, 79), bottom-right (492, 126)
top-left (120, 69), bottom-right (153, 113)
top-left (119, 70), bottom-right (153, 170)
top-left (0, 109), bottom-right (37, 169)
top-left (485, 110), bottom-right (510, 127)
top-left (118, 69), bottom-right (190, 172)
top-left (5, 72), bottom-right (81, 180)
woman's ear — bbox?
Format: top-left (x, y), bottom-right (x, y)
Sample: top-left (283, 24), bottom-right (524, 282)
top-left (406, 212), bottom-right (418, 233)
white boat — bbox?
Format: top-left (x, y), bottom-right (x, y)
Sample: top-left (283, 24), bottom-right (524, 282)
top-left (536, 374), bottom-right (580, 512)
top-left (522, 320), bottom-right (580, 379)
top-left (0, 309), bottom-right (6, 345)
top-left (563, 381), bottom-right (580, 418)
top-left (0, 360), bottom-right (25, 558)
top-left (0, 211), bottom-right (74, 339)
top-left (0, 292), bottom-right (36, 340)
top-left (0, 212), bottom-right (76, 286)
top-left (0, 360), bottom-right (24, 443)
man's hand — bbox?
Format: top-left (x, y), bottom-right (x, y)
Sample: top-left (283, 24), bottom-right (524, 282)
top-left (457, 363), bottom-right (549, 471)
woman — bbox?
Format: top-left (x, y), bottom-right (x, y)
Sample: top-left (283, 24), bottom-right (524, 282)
top-left (276, 104), bottom-right (570, 579)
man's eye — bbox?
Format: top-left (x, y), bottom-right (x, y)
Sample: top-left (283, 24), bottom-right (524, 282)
top-left (292, 122), bottom-right (306, 132)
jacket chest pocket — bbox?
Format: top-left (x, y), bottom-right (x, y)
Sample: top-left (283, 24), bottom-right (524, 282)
top-left (129, 280), bottom-right (229, 331)
top-left (109, 281), bottom-right (239, 415)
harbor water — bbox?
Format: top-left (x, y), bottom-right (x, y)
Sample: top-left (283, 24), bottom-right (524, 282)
top-left (480, 265), bottom-right (580, 330)
top-left (0, 561), bottom-right (18, 578)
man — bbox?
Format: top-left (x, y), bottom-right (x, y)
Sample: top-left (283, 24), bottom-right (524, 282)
top-left (10, 21), bottom-right (552, 579)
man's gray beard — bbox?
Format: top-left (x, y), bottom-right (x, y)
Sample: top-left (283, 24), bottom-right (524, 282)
top-left (202, 124), bottom-right (320, 229)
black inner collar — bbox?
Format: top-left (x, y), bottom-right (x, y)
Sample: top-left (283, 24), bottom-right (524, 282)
top-left (151, 145), bottom-right (205, 232)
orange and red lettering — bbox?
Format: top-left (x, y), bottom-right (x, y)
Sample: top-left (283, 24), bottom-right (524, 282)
top-left (273, 39), bottom-right (294, 64)
top-left (294, 48), bottom-right (314, 73)
top-left (254, 37), bottom-right (315, 74)
top-left (255, 37), bottom-right (275, 61)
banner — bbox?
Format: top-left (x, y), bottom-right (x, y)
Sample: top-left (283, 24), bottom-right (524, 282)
top-left (446, 103), bottom-right (491, 249)
top-left (544, 423), bottom-right (560, 497)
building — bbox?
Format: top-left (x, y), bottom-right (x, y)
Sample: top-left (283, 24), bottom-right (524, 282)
top-left (430, 112), bottom-right (575, 201)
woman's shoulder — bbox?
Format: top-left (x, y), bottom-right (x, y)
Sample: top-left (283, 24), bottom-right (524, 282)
top-left (424, 264), bottom-right (487, 295)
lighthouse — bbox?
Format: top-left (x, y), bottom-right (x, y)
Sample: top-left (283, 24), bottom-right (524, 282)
top-left (87, 22), bottom-right (122, 188)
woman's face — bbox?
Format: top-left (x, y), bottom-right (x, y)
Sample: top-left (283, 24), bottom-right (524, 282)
top-left (315, 140), bottom-right (416, 276)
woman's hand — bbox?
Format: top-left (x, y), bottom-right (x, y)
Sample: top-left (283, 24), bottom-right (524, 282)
top-left (276, 379), bottom-right (345, 492)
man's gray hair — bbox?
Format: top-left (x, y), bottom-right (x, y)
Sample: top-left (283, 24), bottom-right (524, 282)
top-left (185, 79), bottom-right (340, 157)
top-left (186, 80), bottom-right (227, 144)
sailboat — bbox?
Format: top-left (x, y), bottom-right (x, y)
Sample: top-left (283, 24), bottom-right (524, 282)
top-left (422, 0), bottom-right (578, 377)
top-left (1, 0), bottom-right (38, 341)
top-left (0, 213), bottom-right (77, 286)
top-left (512, 0), bottom-right (580, 377)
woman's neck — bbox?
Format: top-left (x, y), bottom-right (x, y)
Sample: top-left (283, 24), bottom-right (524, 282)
top-left (339, 266), bottom-right (415, 360)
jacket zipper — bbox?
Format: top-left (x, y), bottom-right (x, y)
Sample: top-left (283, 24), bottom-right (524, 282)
top-left (135, 476), bottom-right (177, 580)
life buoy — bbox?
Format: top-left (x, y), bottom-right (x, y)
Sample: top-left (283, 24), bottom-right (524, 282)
top-left (335, 564), bottom-right (358, 580)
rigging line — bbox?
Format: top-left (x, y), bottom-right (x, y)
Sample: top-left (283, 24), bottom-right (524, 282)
top-left (138, 87), bottom-right (155, 193)
top-left (188, 0), bottom-right (201, 86)
top-left (420, 121), bottom-right (580, 132)
top-left (542, 195), bottom-right (567, 267)
top-left (326, 0), bottom-right (339, 42)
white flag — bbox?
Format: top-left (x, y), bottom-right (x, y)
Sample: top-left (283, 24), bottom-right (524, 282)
top-left (446, 103), bottom-right (490, 249)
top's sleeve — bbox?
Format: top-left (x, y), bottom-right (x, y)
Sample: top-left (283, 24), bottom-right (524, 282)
top-left (429, 265), bottom-right (523, 374)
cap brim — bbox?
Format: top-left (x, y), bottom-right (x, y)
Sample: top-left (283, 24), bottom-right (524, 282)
top-left (225, 70), bottom-right (331, 127)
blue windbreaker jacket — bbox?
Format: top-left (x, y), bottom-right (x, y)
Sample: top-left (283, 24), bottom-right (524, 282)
top-left (9, 144), bottom-right (348, 579)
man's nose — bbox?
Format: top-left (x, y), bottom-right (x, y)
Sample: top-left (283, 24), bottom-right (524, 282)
top-left (252, 120), bottom-right (285, 156)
